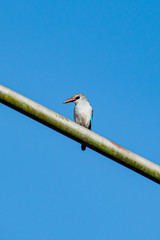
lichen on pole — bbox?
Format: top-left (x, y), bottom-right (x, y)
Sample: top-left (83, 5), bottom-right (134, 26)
top-left (0, 84), bottom-right (160, 184)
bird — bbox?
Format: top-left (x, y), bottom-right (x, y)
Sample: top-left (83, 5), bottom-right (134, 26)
top-left (63, 93), bottom-right (93, 151)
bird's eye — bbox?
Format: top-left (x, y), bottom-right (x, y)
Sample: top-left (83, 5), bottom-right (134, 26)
top-left (75, 96), bottom-right (80, 100)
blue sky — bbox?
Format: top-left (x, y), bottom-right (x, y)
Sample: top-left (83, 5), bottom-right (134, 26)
top-left (0, 0), bottom-right (160, 239)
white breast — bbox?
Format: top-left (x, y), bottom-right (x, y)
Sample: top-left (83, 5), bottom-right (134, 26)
top-left (74, 101), bottom-right (92, 128)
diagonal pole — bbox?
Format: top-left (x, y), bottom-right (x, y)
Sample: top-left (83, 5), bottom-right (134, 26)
top-left (0, 84), bottom-right (160, 184)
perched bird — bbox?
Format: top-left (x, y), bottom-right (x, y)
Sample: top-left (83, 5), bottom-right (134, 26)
top-left (63, 93), bottom-right (93, 151)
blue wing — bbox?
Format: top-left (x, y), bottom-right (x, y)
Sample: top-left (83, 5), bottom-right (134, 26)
top-left (89, 111), bottom-right (93, 130)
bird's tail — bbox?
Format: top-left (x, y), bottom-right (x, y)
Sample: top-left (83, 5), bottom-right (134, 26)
top-left (81, 144), bottom-right (86, 151)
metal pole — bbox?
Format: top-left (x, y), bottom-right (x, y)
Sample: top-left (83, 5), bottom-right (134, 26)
top-left (0, 84), bottom-right (160, 184)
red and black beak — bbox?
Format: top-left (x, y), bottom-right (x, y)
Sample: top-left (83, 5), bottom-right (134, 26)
top-left (63, 97), bottom-right (75, 104)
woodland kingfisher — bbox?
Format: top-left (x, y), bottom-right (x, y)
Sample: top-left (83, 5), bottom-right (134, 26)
top-left (63, 93), bottom-right (93, 151)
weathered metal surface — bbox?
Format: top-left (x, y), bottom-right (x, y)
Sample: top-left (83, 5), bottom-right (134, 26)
top-left (0, 84), bottom-right (160, 183)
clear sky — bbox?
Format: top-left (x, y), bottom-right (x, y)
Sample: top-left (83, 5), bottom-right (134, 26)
top-left (0, 0), bottom-right (160, 239)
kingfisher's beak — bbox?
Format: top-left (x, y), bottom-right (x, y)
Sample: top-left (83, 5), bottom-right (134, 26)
top-left (63, 97), bottom-right (74, 104)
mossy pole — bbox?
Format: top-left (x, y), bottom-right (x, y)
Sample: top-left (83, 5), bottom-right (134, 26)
top-left (0, 84), bottom-right (160, 184)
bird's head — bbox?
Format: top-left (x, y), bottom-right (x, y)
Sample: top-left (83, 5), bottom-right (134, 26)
top-left (63, 93), bottom-right (86, 104)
